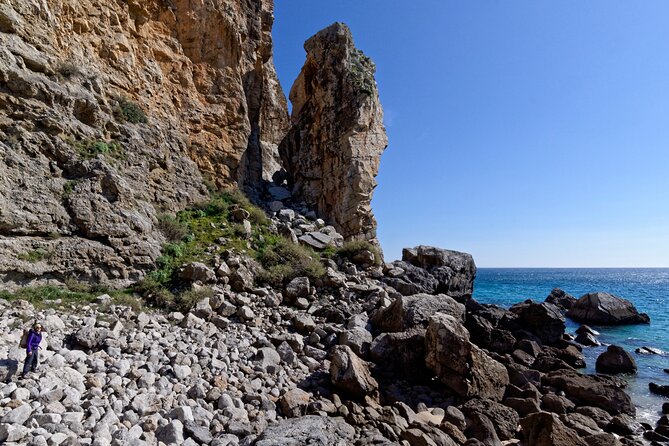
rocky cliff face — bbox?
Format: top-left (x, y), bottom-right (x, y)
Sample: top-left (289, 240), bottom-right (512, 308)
top-left (0, 0), bottom-right (288, 288)
top-left (279, 23), bottom-right (387, 243)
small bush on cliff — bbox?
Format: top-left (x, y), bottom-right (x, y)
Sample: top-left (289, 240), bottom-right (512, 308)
top-left (337, 240), bottom-right (382, 265)
top-left (114, 97), bottom-right (148, 124)
top-left (18, 249), bottom-right (48, 263)
top-left (256, 236), bottom-right (325, 286)
top-left (156, 214), bottom-right (189, 242)
top-left (348, 48), bottom-right (376, 95)
top-left (56, 62), bottom-right (81, 79)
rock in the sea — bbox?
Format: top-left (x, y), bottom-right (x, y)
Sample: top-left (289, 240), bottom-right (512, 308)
top-left (649, 382), bottom-right (669, 397)
top-left (425, 313), bottom-right (509, 401)
top-left (635, 346), bottom-right (665, 355)
top-left (575, 332), bottom-right (601, 347)
top-left (545, 288), bottom-right (577, 311)
top-left (520, 412), bottom-right (588, 446)
top-left (543, 369), bottom-right (635, 416)
top-left (509, 300), bottom-right (566, 345)
top-left (566, 292), bottom-right (650, 325)
top-left (279, 22), bottom-right (387, 243)
top-left (595, 345), bottom-right (637, 374)
top-left (254, 415), bottom-right (356, 446)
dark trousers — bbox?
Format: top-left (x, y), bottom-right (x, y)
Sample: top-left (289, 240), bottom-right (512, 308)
top-left (22, 350), bottom-right (39, 376)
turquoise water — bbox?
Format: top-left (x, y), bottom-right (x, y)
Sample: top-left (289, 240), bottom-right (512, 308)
top-left (474, 268), bottom-right (669, 423)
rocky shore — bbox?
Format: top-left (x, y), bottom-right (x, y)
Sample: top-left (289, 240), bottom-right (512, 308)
top-left (0, 216), bottom-right (660, 445)
top-left (0, 1), bottom-right (666, 445)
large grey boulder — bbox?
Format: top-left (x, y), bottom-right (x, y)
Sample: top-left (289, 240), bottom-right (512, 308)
top-left (254, 415), bottom-right (355, 446)
top-left (425, 313), bottom-right (509, 401)
top-left (384, 246), bottom-right (476, 299)
top-left (566, 292), bottom-right (650, 325)
top-left (595, 345), bottom-right (637, 374)
top-left (369, 328), bottom-right (428, 377)
top-left (372, 293), bottom-right (465, 333)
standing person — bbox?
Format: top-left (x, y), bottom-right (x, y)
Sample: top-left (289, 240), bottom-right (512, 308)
top-left (21, 322), bottom-right (43, 379)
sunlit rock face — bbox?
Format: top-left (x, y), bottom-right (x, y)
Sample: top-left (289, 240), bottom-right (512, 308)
top-left (279, 22), bottom-right (388, 244)
top-left (0, 0), bottom-right (288, 288)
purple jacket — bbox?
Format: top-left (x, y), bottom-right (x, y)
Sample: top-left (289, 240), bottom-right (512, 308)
top-left (26, 330), bottom-right (42, 353)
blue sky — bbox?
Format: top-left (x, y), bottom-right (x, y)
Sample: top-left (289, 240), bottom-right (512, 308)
top-left (273, 1), bottom-right (669, 267)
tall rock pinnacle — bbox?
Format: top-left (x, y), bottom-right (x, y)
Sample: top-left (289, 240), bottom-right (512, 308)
top-left (279, 23), bottom-right (388, 244)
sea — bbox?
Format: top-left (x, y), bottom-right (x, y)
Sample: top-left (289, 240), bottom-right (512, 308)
top-left (473, 268), bottom-right (669, 424)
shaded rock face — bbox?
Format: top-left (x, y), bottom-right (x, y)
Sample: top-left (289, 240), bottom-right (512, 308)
top-left (0, 0), bottom-right (288, 288)
top-left (509, 300), bottom-right (566, 345)
top-left (520, 412), bottom-right (588, 446)
top-left (278, 22), bottom-right (387, 243)
top-left (545, 288), bottom-right (577, 311)
top-left (595, 345), bottom-right (637, 375)
top-left (425, 313), bottom-right (509, 401)
top-left (566, 292), bottom-right (650, 325)
top-left (383, 246), bottom-right (476, 300)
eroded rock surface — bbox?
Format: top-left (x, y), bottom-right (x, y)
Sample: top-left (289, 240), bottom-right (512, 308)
top-left (279, 22), bottom-right (387, 243)
top-left (0, 0), bottom-right (288, 288)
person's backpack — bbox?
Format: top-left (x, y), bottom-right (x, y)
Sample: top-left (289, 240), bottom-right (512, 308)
top-left (19, 328), bottom-right (32, 349)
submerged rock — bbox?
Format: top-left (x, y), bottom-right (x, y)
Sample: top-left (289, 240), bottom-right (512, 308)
top-left (566, 292), bottom-right (650, 325)
top-left (595, 345), bottom-right (637, 375)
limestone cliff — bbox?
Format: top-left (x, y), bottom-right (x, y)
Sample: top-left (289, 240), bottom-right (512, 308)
top-left (279, 23), bottom-right (388, 243)
top-left (0, 0), bottom-right (288, 288)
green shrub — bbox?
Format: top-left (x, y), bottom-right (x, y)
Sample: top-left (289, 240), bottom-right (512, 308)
top-left (114, 97), bottom-right (148, 124)
top-left (337, 240), bottom-right (382, 265)
top-left (0, 285), bottom-right (96, 307)
top-left (134, 276), bottom-right (175, 309)
top-left (18, 249), bottom-right (48, 263)
top-left (348, 48), bottom-right (376, 95)
top-left (56, 62), bottom-right (81, 79)
top-left (175, 287), bottom-right (214, 312)
top-left (256, 237), bottom-right (325, 286)
top-left (156, 214), bottom-right (189, 242)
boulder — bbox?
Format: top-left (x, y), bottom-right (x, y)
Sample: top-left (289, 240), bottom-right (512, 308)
top-left (329, 345), bottom-right (378, 400)
top-left (178, 262), bottom-right (215, 283)
top-left (595, 345), bottom-right (637, 374)
top-left (425, 313), bottom-right (509, 401)
top-left (575, 332), bottom-right (600, 347)
top-left (279, 389), bottom-right (311, 418)
top-left (373, 293), bottom-right (465, 333)
top-left (543, 369), bottom-right (635, 416)
top-left (520, 412), bottom-right (588, 446)
top-left (401, 246), bottom-right (477, 298)
top-left (545, 288), bottom-right (577, 311)
top-left (509, 300), bottom-right (565, 345)
top-left (285, 277), bottom-right (310, 302)
top-left (566, 292), bottom-right (650, 325)
top-left (254, 415), bottom-right (355, 446)
top-left (461, 398), bottom-right (519, 440)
